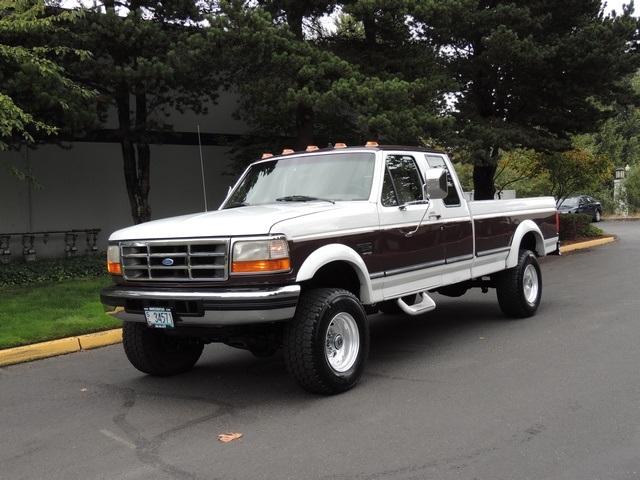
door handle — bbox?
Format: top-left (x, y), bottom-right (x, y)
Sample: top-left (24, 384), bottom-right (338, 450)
top-left (428, 213), bottom-right (441, 220)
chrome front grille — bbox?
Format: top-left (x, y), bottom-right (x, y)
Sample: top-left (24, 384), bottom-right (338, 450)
top-left (120, 239), bottom-right (229, 281)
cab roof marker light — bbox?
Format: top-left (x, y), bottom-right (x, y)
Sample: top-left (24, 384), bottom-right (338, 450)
top-left (261, 153), bottom-right (273, 159)
top-left (334, 143), bottom-right (347, 148)
top-left (365, 141), bottom-right (378, 147)
top-left (306, 145), bottom-right (319, 151)
top-left (282, 149), bottom-right (294, 154)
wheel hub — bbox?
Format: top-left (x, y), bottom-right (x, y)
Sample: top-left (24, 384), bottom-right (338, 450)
top-left (523, 264), bottom-right (539, 305)
top-left (324, 313), bottom-right (360, 373)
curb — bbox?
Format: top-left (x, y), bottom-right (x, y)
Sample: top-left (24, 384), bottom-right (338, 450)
top-left (0, 235), bottom-right (618, 368)
top-left (0, 329), bottom-right (122, 367)
top-left (560, 236), bottom-right (615, 253)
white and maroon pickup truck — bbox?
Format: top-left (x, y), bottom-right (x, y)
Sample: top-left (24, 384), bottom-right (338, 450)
top-left (101, 144), bottom-right (559, 394)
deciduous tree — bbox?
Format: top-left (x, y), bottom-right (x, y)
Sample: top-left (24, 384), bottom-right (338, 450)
top-left (0, 0), bottom-right (94, 154)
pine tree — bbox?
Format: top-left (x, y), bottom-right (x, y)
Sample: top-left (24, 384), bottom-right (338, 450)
top-left (414, 0), bottom-right (640, 199)
top-left (63, 0), bottom-right (226, 223)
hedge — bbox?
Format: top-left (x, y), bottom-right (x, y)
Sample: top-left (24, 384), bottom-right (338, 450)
top-left (0, 254), bottom-right (108, 287)
top-left (558, 213), bottom-right (604, 239)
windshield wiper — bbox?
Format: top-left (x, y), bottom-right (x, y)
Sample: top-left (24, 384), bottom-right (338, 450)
top-left (276, 195), bottom-right (335, 204)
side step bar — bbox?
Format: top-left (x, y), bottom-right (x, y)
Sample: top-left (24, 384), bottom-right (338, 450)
top-left (397, 292), bottom-right (436, 315)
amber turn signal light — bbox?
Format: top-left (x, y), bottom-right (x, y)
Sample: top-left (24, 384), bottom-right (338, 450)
top-left (232, 258), bottom-right (291, 273)
top-left (107, 261), bottom-right (122, 275)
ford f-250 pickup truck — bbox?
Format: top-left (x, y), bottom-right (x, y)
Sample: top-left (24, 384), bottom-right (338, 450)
top-left (101, 143), bottom-right (560, 394)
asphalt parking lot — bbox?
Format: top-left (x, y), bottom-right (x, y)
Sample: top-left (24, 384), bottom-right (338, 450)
top-left (1, 221), bottom-right (638, 480)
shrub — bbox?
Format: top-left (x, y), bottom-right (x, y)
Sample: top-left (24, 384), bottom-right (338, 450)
top-left (0, 254), bottom-right (107, 287)
top-left (558, 213), bottom-right (598, 239)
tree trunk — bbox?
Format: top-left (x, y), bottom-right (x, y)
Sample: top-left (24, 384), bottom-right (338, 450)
top-left (472, 147), bottom-right (499, 200)
top-left (134, 93), bottom-right (151, 223)
top-left (295, 104), bottom-right (315, 151)
top-left (472, 164), bottom-right (497, 200)
top-left (116, 87), bottom-right (152, 224)
top-left (286, 0), bottom-right (304, 41)
top-left (284, 2), bottom-right (315, 151)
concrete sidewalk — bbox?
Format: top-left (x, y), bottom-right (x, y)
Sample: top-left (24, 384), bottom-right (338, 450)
top-left (0, 236), bottom-right (616, 368)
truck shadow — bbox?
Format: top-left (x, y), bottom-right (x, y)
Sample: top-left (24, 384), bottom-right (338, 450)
top-left (117, 291), bottom-right (516, 402)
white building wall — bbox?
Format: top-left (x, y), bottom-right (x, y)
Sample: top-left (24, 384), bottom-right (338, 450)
top-left (0, 143), bottom-right (239, 260)
top-left (0, 94), bottom-right (247, 261)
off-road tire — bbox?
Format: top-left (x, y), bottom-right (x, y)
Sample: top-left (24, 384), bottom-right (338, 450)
top-left (496, 249), bottom-right (542, 318)
top-left (123, 322), bottom-right (204, 376)
top-left (283, 288), bottom-right (369, 394)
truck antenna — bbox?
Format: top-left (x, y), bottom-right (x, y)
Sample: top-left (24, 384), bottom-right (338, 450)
top-left (198, 125), bottom-right (208, 212)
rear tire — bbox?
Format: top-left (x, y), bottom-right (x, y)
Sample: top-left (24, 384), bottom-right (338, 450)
top-left (496, 249), bottom-right (542, 318)
top-left (123, 322), bottom-right (204, 376)
top-left (284, 288), bottom-right (369, 394)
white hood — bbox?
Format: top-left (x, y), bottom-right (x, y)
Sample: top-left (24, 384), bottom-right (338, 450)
top-left (109, 203), bottom-right (342, 241)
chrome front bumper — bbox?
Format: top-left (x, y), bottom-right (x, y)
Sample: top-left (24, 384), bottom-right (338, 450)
top-left (100, 284), bottom-right (301, 326)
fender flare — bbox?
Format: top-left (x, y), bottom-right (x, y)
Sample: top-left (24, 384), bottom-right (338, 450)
top-left (295, 244), bottom-right (374, 304)
top-left (505, 219), bottom-right (545, 268)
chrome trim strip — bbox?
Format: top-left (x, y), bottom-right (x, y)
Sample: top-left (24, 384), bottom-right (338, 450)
top-left (385, 259), bottom-right (446, 277)
top-left (445, 253), bottom-right (474, 264)
top-left (475, 246), bottom-right (511, 258)
top-left (102, 284), bottom-right (300, 302)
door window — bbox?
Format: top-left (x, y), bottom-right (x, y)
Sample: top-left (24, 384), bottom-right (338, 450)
top-left (381, 155), bottom-right (423, 207)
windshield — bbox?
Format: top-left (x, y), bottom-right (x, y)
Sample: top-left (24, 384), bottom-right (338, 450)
top-left (559, 197), bottom-right (579, 207)
top-left (223, 152), bottom-right (376, 207)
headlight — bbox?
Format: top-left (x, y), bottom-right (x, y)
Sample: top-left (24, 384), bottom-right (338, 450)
top-left (232, 237), bottom-right (290, 274)
top-left (107, 244), bottom-right (122, 275)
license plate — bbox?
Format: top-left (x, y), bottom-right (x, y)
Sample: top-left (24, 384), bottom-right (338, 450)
top-left (144, 307), bottom-right (174, 329)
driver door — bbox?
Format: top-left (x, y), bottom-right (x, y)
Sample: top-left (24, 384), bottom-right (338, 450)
top-left (378, 153), bottom-right (445, 298)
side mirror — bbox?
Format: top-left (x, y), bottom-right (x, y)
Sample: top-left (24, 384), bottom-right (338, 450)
top-left (424, 168), bottom-right (448, 200)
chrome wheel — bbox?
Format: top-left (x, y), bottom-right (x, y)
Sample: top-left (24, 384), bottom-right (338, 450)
top-left (523, 263), bottom-right (540, 306)
top-left (284, 288), bottom-right (370, 394)
top-left (496, 249), bottom-right (542, 318)
top-left (325, 312), bottom-right (360, 373)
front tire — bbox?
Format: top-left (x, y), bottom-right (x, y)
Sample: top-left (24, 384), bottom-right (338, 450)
top-left (284, 288), bottom-right (370, 394)
top-left (496, 249), bottom-right (542, 318)
top-left (123, 322), bottom-right (204, 376)
top-left (594, 209), bottom-right (602, 222)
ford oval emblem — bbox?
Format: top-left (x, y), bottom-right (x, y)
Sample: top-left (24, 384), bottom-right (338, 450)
top-left (162, 258), bottom-right (175, 266)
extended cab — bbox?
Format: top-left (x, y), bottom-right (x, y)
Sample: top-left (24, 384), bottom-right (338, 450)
top-left (101, 144), bottom-right (559, 394)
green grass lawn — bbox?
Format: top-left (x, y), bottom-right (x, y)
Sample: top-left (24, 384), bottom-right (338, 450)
top-left (0, 276), bottom-right (122, 350)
